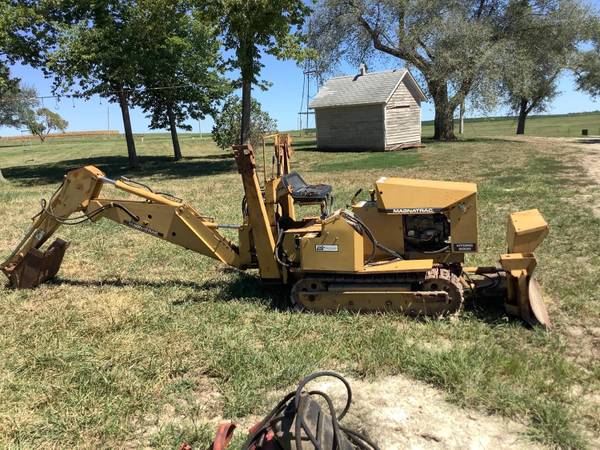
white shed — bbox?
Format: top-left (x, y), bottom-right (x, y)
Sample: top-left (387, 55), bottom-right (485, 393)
top-left (309, 67), bottom-right (427, 151)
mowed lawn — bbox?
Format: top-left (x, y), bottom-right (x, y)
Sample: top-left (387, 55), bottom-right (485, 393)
top-left (0, 131), bottom-right (599, 449)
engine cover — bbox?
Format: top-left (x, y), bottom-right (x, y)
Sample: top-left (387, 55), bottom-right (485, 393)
top-left (351, 177), bottom-right (478, 258)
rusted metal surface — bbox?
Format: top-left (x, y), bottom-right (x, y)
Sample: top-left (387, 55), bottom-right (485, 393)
top-left (2, 239), bottom-right (68, 289)
top-left (204, 422), bottom-right (236, 450)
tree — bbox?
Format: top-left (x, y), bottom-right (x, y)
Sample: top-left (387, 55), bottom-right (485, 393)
top-left (308, 0), bottom-right (508, 140)
top-left (0, 1), bottom-right (40, 182)
top-left (41, 1), bottom-right (143, 168)
top-left (0, 1), bottom-right (39, 92)
top-left (575, 49), bottom-right (600, 97)
top-left (212, 95), bottom-right (277, 150)
top-left (24, 107), bottom-right (68, 142)
top-left (574, 21), bottom-right (600, 98)
top-left (0, 83), bottom-right (37, 128)
top-left (499, 0), bottom-right (591, 134)
top-left (0, 82), bottom-right (38, 182)
top-left (308, 0), bottom-right (590, 140)
top-left (134, 1), bottom-right (230, 160)
top-left (208, 0), bottom-right (308, 145)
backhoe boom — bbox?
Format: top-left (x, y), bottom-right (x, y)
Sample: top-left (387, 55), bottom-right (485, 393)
top-left (1, 165), bottom-right (243, 288)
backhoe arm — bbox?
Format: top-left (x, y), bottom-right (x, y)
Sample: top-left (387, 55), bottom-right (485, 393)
top-left (1, 166), bottom-right (105, 287)
top-left (1, 165), bottom-right (241, 288)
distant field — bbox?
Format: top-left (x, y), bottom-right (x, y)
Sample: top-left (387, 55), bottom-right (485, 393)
top-left (3, 111), bottom-right (599, 145)
top-left (422, 111), bottom-right (600, 138)
top-left (0, 130), bottom-right (120, 141)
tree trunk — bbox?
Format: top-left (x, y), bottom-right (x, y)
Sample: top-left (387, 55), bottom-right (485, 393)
top-left (117, 90), bottom-right (139, 168)
top-left (516, 98), bottom-right (528, 135)
top-left (240, 76), bottom-right (252, 145)
top-left (167, 104), bottom-right (182, 161)
top-left (431, 83), bottom-right (456, 141)
top-left (459, 101), bottom-right (465, 135)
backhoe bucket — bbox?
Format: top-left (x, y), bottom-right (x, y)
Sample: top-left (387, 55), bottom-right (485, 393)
top-left (1, 239), bottom-right (69, 289)
top-left (500, 210), bottom-right (550, 329)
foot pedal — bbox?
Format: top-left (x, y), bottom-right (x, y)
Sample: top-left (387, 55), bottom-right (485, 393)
top-left (3, 239), bottom-right (69, 289)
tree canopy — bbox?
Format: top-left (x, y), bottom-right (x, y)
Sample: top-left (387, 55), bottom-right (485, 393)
top-left (0, 82), bottom-right (37, 128)
top-left (307, 0), bottom-right (593, 139)
top-left (207, 0), bottom-right (308, 145)
top-left (498, 0), bottom-right (593, 134)
top-left (575, 22), bottom-right (600, 98)
top-left (134, 1), bottom-right (231, 160)
top-left (24, 107), bottom-right (68, 141)
top-left (212, 95), bottom-right (277, 150)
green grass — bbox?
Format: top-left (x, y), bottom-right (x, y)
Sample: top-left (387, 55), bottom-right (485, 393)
top-left (421, 111), bottom-right (600, 138)
top-left (314, 148), bottom-right (421, 172)
top-left (0, 131), bottom-right (599, 449)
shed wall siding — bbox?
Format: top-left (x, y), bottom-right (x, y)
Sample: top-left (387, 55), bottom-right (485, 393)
top-left (315, 104), bottom-right (385, 151)
top-left (384, 79), bottom-right (421, 147)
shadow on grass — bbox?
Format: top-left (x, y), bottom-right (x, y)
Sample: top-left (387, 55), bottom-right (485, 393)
top-left (44, 270), bottom-right (529, 326)
top-left (47, 269), bottom-right (291, 310)
top-left (3, 154), bottom-right (237, 186)
top-left (462, 290), bottom-right (534, 328)
top-left (421, 136), bottom-right (526, 145)
top-left (574, 138), bottom-right (600, 145)
top-left (288, 138), bottom-right (400, 153)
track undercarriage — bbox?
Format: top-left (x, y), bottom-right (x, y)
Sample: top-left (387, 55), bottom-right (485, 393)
top-left (291, 267), bottom-right (464, 315)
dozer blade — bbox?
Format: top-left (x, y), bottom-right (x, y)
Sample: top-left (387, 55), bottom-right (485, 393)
top-left (528, 276), bottom-right (551, 329)
top-left (1, 239), bottom-right (69, 289)
top-left (500, 209), bottom-right (551, 329)
top-left (501, 254), bottom-right (551, 330)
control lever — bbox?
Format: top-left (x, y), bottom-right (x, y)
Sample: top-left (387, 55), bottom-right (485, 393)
top-left (349, 188), bottom-right (363, 206)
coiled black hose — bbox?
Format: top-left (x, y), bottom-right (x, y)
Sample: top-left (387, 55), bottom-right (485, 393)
top-left (241, 371), bottom-right (380, 450)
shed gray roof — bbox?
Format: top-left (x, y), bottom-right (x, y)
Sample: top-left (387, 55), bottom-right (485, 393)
top-left (309, 69), bottom-right (426, 109)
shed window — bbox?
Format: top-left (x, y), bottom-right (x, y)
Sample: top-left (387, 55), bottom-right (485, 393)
top-left (388, 105), bottom-right (411, 109)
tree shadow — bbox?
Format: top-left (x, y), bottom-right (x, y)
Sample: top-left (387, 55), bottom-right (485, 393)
top-left (421, 136), bottom-right (524, 145)
top-left (3, 154), bottom-right (237, 187)
top-left (462, 290), bottom-right (531, 328)
top-left (574, 138), bottom-right (600, 145)
top-left (47, 269), bottom-right (291, 311)
top-left (41, 270), bottom-right (529, 327)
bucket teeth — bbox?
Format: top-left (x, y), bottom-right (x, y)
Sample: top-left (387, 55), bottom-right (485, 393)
top-left (2, 239), bottom-right (69, 289)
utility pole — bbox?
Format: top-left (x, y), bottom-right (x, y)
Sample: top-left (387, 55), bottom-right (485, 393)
top-left (459, 101), bottom-right (465, 135)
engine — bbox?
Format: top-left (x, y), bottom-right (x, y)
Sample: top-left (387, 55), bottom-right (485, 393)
top-left (403, 213), bottom-right (450, 252)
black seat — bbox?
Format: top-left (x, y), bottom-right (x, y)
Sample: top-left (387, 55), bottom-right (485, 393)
top-left (281, 171), bottom-right (332, 203)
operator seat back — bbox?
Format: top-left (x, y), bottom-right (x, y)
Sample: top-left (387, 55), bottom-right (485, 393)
top-left (281, 171), bottom-right (332, 203)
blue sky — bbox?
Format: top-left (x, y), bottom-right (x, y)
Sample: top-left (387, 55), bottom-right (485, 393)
top-left (2, 34), bottom-right (600, 137)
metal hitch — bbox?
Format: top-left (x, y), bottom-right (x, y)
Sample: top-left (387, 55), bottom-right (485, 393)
top-left (1, 239), bottom-right (69, 289)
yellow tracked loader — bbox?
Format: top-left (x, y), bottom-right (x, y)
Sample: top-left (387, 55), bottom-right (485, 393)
top-left (1, 135), bottom-right (551, 328)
